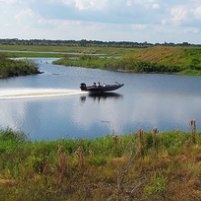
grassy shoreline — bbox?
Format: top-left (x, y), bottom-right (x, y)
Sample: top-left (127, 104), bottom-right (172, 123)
top-left (53, 46), bottom-right (201, 76)
top-left (0, 45), bottom-right (201, 76)
top-left (0, 54), bottom-right (40, 79)
top-left (1, 128), bottom-right (201, 200)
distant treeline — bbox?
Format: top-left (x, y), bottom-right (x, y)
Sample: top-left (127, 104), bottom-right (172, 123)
top-left (0, 38), bottom-right (200, 48)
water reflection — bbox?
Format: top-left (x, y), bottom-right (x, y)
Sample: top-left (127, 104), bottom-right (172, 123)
top-left (80, 92), bottom-right (123, 104)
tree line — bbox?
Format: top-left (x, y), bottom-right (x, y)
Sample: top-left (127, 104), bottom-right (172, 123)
top-left (0, 38), bottom-right (200, 48)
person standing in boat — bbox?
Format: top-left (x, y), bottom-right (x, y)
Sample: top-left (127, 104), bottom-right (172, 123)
top-left (93, 82), bottom-right (97, 87)
top-left (98, 82), bottom-right (101, 87)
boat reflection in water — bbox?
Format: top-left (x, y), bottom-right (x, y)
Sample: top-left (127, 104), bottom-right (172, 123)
top-left (80, 92), bottom-right (123, 103)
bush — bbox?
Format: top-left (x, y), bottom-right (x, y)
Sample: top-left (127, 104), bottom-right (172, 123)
top-left (0, 55), bottom-right (40, 78)
top-left (0, 128), bottom-right (27, 142)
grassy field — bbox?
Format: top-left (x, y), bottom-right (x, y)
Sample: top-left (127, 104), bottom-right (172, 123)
top-left (54, 46), bottom-right (201, 75)
top-left (0, 44), bottom-right (201, 75)
top-left (0, 44), bottom-right (137, 57)
top-left (0, 127), bottom-right (201, 200)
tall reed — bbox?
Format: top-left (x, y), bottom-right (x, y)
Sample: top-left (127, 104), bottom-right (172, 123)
top-left (152, 128), bottom-right (159, 148)
top-left (189, 119), bottom-right (196, 144)
top-left (56, 145), bottom-right (68, 184)
top-left (76, 146), bottom-right (85, 170)
top-left (137, 129), bottom-right (145, 157)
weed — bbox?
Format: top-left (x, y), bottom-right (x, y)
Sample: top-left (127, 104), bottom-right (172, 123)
top-left (189, 119), bottom-right (196, 144)
top-left (1, 128), bottom-right (201, 200)
top-left (144, 172), bottom-right (167, 195)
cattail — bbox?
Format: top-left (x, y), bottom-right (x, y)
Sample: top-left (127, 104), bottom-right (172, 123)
top-left (152, 128), bottom-right (159, 147)
top-left (138, 129), bottom-right (144, 138)
top-left (189, 119), bottom-right (196, 129)
top-left (189, 119), bottom-right (196, 143)
top-left (152, 128), bottom-right (159, 137)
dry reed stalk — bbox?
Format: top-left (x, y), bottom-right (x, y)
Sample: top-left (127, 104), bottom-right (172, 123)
top-left (76, 145), bottom-right (85, 169)
top-left (116, 139), bottom-right (138, 193)
top-left (88, 149), bottom-right (94, 159)
top-left (116, 170), bottom-right (124, 192)
top-left (152, 128), bottom-right (159, 147)
top-left (57, 145), bottom-right (68, 184)
top-left (189, 119), bottom-right (196, 144)
top-left (116, 156), bottom-right (135, 192)
top-left (112, 132), bottom-right (119, 142)
top-left (0, 178), bottom-right (15, 185)
top-left (137, 129), bottom-right (145, 157)
top-left (112, 132), bottom-right (120, 156)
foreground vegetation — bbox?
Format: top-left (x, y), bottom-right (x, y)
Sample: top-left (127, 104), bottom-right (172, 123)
top-left (0, 126), bottom-right (201, 200)
top-left (0, 54), bottom-right (40, 78)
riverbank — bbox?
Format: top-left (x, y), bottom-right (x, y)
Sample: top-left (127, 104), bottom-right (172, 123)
top-left (54, 46), bottom-right (201, 76)
top-left (1, 45), bottom-right (201, 76)
top-left (0, 128), bottom-right (201, 200)
top-left (0, 54), bottom-right (40, 78)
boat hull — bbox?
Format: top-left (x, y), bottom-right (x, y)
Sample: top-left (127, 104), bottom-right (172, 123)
top-left (80, 83), bottom-right (124, 93)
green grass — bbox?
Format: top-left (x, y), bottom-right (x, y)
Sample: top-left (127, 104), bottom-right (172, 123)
top-left (0, 44), bottom-right (137, 57)
top-left (1, 128), bottom-right (201, 200)
top-left (54, 46), bottom-right (201, 76)
top-left (0, 54), bottom-right (40, 78)
top-left (3, 51), bottom-right (66, 58)
top-left (1, 44), bottom-right (201, 76)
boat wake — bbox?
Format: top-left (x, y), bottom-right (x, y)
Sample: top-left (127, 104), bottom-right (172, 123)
top-left (0, 88), bottom-right (86, 100)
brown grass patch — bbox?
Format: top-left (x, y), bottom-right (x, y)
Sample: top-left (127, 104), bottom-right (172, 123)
top-left (128, 46), bottom-right (184, 65)
top-left (0, 178), bottom-right (15, 185)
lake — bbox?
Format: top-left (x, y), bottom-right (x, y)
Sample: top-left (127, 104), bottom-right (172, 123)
top-left (0, 58), bottom-right (201, 140)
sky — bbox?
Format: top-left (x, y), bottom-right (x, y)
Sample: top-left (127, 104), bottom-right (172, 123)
top-left (0, 0), bottom-right (201, 43)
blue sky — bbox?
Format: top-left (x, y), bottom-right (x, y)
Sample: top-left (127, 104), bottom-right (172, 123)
top-left (0, 0), bottom-right (201, 43)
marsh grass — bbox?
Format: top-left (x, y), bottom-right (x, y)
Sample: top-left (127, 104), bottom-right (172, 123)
top-left (53, 46), bottom-right (201, 76)
top-left (0, 54), bottom-right (40, 78)
top-left (1, 128), bottom-right (201, 200)
top-left (1, 45), bottom-right (201, 76)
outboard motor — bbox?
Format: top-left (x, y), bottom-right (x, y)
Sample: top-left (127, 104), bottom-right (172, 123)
top-left (80, 83), bottom-right (87, 91)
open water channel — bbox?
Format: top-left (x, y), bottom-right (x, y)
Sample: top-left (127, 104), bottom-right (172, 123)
top-left (0, 58), bottom-right (201, 140)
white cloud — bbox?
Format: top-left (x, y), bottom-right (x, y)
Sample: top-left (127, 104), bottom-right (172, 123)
top-left (0, 0), bottom-right (200, 43)
top-left (162, 5), bottom-right (189, 26)
top-left (152, 3), bottom-right (160, 9)
top-left (126, 0), bottom-right (160, 9)
top-left (62, 0), bottom-right (73, 6)
top-left (194, 6), bottom-right (201, 20)
top-left (15, 8), bottom-right (35, 22)
top-left (170, 6), bottom-right (188, 25)
top-left (0, 0), bottom-right (18, 4)
top-left (63, 0), bottom-right (108, 10)
top-left (131, 23), bottom-right (147, 30)
top-left (183, 27), bottom-right (199, 34)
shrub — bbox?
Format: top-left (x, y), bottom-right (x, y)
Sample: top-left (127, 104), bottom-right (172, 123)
top-left (144, 173), bottom-right (167, 195)
top-left (0, 128), bottom-right (27, 142)
top-left (0, 55), bottom-right (40, 78)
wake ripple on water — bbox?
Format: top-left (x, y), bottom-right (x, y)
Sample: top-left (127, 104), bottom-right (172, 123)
top-left (0, 88), bottom-right (86, 100)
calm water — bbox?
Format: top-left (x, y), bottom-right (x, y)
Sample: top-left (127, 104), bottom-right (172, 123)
top-left (0, 58), bottom-right (201, 140)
